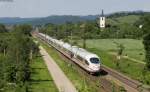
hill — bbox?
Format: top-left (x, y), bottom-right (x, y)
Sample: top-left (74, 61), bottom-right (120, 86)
top-left (0, 11), bottom-right (149, 25)
top-left (0, 17), bottom-right (36, 24)
top-left (0, 15), bottom-right (99, 25)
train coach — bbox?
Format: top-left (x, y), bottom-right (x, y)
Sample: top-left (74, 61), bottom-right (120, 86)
top-left (37, 33), bottom-right (101, 73)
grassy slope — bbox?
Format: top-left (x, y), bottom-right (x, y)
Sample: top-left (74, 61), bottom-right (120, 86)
top-left (37, 39), bottom-right (100, 92)
top-left (28, 56), bottom-right (58, 92)
top-left (107, 15), bottom-right (141, 25)
top-left (116, 15), bottom-right (141, 24)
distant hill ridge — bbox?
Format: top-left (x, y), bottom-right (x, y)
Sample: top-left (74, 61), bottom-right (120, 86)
top-left (0, 15), bottom-right (100, 25)
top-left (0, 11), bottom-right (149, 25)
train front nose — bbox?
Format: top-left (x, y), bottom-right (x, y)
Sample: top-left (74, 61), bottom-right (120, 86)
top-left (90, 64), bottom-right (100, 72)
top-left (89, 57), bottom-right (100, 71)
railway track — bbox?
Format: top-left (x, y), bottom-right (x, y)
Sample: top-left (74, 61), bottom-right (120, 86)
top-left (101, 65), bottom-right (142, 89)
top-left (36, 35), bottom-right (150, 92)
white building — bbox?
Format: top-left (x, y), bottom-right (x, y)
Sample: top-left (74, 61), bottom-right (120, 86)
top-left (99, 10), bottom-right (105, 28)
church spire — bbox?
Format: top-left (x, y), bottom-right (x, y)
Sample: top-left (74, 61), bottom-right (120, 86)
top-left (101, 9), bottom-right (104, 17)
top-left (99, 9), bottom-right (105, 29)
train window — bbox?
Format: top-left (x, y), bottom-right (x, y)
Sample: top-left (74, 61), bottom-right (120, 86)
top-left (77, 55), bottom-right (83, 61)
top-left (85, 60), bottom-right (89, 65)
top-left (70, 52), bottom-right (74, 58)
top-left (90, 58), bottom-right (99, 64)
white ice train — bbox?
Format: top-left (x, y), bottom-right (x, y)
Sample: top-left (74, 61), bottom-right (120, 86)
top-left (38, 33), bottom-right (101, 73)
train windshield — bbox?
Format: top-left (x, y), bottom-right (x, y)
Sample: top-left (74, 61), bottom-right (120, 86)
top-left (90, 58), bottom-right (99, 64)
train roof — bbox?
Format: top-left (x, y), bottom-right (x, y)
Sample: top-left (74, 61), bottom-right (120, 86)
top-left (70, 45), bottom-right (99, 60)
top-left (62, 43), bottom-right (72, 51)
top-left (39, 33), bottom-right (45, 36)
top-left (75, 48), bottom-right (99, 61)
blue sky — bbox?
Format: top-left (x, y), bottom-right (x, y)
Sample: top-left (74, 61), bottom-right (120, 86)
top-left (0, 0), bottom-right (150, 18)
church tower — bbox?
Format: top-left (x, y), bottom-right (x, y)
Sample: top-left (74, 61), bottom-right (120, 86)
top-left (99, 10), bottom-right (105, 28)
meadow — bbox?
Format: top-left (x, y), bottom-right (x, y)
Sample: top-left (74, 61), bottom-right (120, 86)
top-left (107, 15), bottom-right (141, 26)
top-left (76, 39), bottom-right (145, 62)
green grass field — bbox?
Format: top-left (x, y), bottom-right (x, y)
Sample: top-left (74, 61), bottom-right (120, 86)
top-left (115, 15), bottom-right (140, 24)
top-left (28, 56), bottom-right (58, 92)
top-left (76, 39), bottom-right (145, 61)
top-left (107, 15), bottom-right (141, 25)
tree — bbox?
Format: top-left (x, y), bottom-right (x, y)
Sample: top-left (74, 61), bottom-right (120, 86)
top-left (140, 14), bottom-right (150, 34)
top-left (0, 24), bottom-right (7, 33)
top-left (80, 22), bottom-right (94, 49)
top-left (117, 44), bottom-right (124, 60)
top-left (0, 56), bottom-right (5, 89)
top-left (44, 23), bottom-right (56, 37)
top-left (13, 24), bottom-right (32, 36)
top-left (142, 14), bottom-right (150, 70)
top-left (143, 33), bottom-right (150, 70)
top-left (0, 37), bottom-right (8, 56)
top-left (0, 25), bottom-right (8, 55)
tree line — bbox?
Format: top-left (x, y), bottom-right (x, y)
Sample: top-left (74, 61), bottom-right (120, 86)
top-left (0, 24), bottom-right (39, 92)
top-left (142, 14), bottom-right (150, 70)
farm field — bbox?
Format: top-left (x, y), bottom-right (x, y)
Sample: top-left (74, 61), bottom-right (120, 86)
top-left (76, 39), bottom-right (145, 62)
top-left (28, 55), bottom-right (58, 92)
